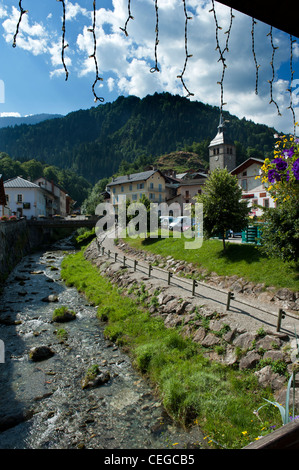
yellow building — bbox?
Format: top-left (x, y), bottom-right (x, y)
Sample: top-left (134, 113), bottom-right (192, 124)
top-left (106, 170), bottom-right (167, 213)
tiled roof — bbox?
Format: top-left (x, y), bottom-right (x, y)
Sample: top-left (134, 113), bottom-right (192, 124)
top-left (107, 170), bottom-right (161, 186)
top-left (4, 176), bottom-right (41, 189)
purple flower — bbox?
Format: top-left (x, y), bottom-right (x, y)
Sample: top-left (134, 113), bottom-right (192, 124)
top-left (292, 158), bottom-right (299, 180)
top-left (282, 147), bottom-right (294, 159)
top-left (273, 158), bottom-right (288, 172)
top-left (268, 168), bottom-right (279, 183)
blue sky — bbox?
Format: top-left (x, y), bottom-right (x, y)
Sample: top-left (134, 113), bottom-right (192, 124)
top-left (0, 0), bottom-right (298, 134)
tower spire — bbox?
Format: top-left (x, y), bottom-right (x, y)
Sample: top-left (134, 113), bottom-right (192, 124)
top-left (208, 113), bottom-right (236, 172)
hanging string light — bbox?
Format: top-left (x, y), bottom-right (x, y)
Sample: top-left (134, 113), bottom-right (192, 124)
top-left (210, 1), bottom-right (234, 117)
top-left (286, 35), bottom-right (297, 135)
top-left (177, 0), bottom-right (194, 98)
top-left (150, 0), bottom-right (160, 73)
top-left (10, 0), bottom-right (297, 132)
top-left (251, 18), bottom-right (260, 95)
top-left (120, 0), bottom-right (134, 37)
top-left (12, 0), bottom-right (28, 48)
top-left (267, 26), bottom-right (281, 116)
top-left (88, 0), bottom-right (104, 103)
top-left (56, 0), bottom-right (69, 81)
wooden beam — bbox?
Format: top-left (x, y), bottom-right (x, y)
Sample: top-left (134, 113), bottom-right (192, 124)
top-left (243, 420), bottom-right (299, 449)
top-left (215, 1), bottom-right (299, 38)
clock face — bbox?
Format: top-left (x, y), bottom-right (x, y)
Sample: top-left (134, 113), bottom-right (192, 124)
top-left (215, 156), bottom-right (219, 161)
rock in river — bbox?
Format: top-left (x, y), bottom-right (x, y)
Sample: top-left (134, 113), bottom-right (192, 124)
top-left (29, 345), bottom-right (55, 362)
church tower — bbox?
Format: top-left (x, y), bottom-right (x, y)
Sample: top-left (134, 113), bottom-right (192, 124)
top-left (209, 115), bottom-right (236, 173)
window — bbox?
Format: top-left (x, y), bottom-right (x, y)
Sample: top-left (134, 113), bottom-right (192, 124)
top-left (149, 182), bottom-right (154, 189)
top-left (149, 193), bottom-right (155, 200)
top-left (132, 194), bottom-right (137, 201)
top-left (112, 188), bottom-right (116, 194)
top-left (129, 184), bottom-right (132, 191)
top-left (263, 198), bottom-right (270, 208)
top-left (242, 171), bottom-right (247, 176)
top-left (5, 194), bottom-right (9, 203)
top-left (185, 190), bottom-right (189, 197)
top-left (121, 186), bottom-right (124, 192)
top-left (158, 184), bottom-right (162, 192)
top-left (17, 194), bottom-right (23, 203)
top-left (137, 183), bottom-right (144, 189)
top-left (241, 179), bottom-right (247, 191)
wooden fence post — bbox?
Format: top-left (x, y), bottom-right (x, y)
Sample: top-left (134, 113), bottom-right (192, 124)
top-left (192, 279), bottom-right (197, 296)
top-left (277, 308), bottom-right (286, 332)
top-left (226, 291), bottom-right (234, 310)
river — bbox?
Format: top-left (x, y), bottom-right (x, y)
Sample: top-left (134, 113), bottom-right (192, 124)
top-left (0, 238), bottom-right (205, 450)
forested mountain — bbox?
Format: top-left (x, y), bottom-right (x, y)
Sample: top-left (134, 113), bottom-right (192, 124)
top-left (0, 93), bottom-right (277, 184)
top-left (0, 113), bottom-right (63, 128)
top-left (0, 153), bottom-right (91, 207)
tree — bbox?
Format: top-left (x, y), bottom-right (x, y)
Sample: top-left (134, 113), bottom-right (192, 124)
top-left (261, 199), bottom-right (299, 262)
top-left (257, 133), bottom-right (299, 262)
top-left (81, 178), bottom-right (108, 215)
top-left (195, 168), bottom-right (250, 251)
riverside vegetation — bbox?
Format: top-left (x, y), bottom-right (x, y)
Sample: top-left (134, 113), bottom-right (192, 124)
top-left (60, 239), bottom-right (286, 449)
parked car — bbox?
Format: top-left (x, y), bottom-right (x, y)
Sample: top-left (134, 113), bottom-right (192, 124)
top-left (159, 216), bottom-right (175, 228)
top-left (228, 229), bottom-right (242, 238)
top-left (169, 216), bottom-right (192, 232)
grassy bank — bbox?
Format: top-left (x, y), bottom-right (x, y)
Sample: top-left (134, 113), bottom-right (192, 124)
top-left (123, 235), bottom-right (299, 291)
top-left (60, 248), bottom-right (282, 449)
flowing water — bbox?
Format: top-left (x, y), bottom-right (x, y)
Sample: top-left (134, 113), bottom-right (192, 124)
top-left (0, 238), bottom-right (204, 450)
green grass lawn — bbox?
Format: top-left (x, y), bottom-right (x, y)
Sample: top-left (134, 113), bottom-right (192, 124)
top-left (123, 234), bottom-right (299, 291)
top-left (61, 249), bottom-right (282, 449)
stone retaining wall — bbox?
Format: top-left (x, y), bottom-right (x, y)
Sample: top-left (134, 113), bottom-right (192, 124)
top-left (84, 240), bottom-right (299, 411)
top-left (118, 240), bottom-right (299, 313)
top-left (0, 220), bottom-right (31, 285)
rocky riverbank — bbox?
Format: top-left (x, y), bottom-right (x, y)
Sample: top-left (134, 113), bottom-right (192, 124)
top-left (84, 239), bottom-right (299, 410)
top-left (0, 239), bottom-right (206, 449)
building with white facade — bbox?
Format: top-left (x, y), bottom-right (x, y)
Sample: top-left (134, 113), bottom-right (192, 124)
top-left (3, 176), bottom-right (47, 218)
top-left (230, 158), bottom-right (276, 217)
top-left (34, 177), bottom-right (70, 216)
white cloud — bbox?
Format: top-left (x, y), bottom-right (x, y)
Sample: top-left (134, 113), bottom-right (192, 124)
top-left (65, 0), bottom-right (89, 22)
top-left (0, 0), bottom-right (297, 133)
top-left (0, 112), bottom-right (21, 117)
top-left (83, 0), bottom-right (297, 134)
top-left (2, 6), bottom-right (48, 55)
